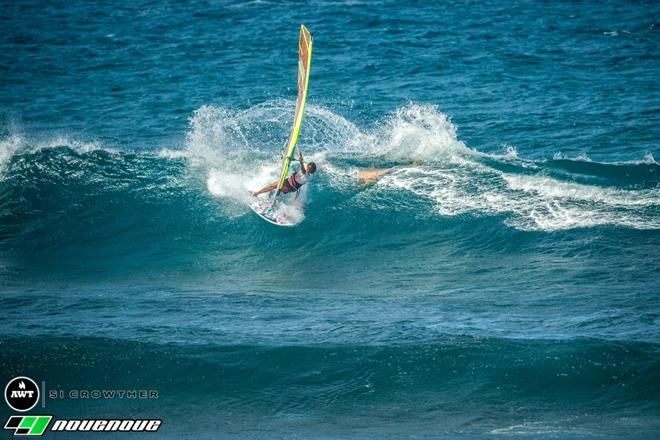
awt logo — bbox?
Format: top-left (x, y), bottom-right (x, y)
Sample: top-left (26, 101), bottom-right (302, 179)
top-left (11, 382), bottom-right (35, 398)
top-left (5, 377), bottom-right (40, 412)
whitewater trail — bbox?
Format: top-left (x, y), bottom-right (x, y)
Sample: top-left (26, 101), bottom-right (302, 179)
top-left (183, 101), bottom-right (660, 232)
top-left (0, 101), bottom-right (657, 232)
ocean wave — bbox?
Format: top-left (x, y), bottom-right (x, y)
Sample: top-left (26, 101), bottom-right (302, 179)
top-left (0, 102), bottom-right (658, 246)
top-left (2, 335), bottom-right (659, 412)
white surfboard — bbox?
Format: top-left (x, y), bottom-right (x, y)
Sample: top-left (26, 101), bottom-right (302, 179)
top-left (248, 196), bottom-right (298, 227)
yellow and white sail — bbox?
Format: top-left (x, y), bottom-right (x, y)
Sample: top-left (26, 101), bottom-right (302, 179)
top-left (275, 25), bottom-right (313, 196)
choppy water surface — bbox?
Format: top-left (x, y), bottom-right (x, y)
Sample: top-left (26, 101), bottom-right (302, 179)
top-left (1, 0), bottom-right (659, 438)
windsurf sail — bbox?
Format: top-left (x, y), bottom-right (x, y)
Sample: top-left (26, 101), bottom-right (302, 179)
top-left (275, 25), bottom-right (313, 197)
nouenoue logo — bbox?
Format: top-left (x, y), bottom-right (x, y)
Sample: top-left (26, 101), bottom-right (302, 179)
top-left (5, 377), bottom-right (40, 412)
top-left (4, 416), bottom-right (52, 436)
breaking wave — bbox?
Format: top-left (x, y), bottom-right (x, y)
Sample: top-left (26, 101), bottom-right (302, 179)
top-left (0, 101), bottom-right (658, 260)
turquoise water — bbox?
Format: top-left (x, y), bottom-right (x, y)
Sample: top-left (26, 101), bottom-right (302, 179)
top-left (1, 0), bottom-right (659, 438)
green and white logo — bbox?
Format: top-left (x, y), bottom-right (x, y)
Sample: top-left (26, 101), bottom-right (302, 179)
top-left (4, 416), bottom-right (52, 436)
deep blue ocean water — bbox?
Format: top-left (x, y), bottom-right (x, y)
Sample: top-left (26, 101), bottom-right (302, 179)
top-left (1, 0), bottom-right (659, 438)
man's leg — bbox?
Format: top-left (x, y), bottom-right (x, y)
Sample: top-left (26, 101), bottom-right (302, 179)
top-left (357, 168), bottom-right (393, 185)
top-left (252, 182), bottom-right (278, 196)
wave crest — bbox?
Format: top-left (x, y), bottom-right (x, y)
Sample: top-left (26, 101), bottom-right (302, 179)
top-left (1, 102), bottom-right (658, 234)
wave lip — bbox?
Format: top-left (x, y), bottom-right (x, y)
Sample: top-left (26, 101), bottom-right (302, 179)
top-left (1, 102), bottom-right (658, 239)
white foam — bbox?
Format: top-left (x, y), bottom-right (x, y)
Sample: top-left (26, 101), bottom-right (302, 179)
top-left (157, 149), bottom-right (189, 159)
top-left (348, 103), bottom-right (473, 163)
top-left (503, 174), bottom-right (657, 207)
top-left (501, 174), bottom-right (659, 230)
top-left (184, 101), bottom-right (342, 221)
top-left (491, 421), bottom-right (589, 436)
top-left (0, 134), bottom-right (22, 171)
top-left (1, 130), bottom-right (110, 154)
top-left (503, 144), bottom-right (518, 159)
top-left (0, 130), bottom-right (114, 178)
top-left (378, 163), bottom-right (659, 231)
top-left (185, 101), bottom-right (659, 231)
top-left (41, 136), bottom-right (108, 153)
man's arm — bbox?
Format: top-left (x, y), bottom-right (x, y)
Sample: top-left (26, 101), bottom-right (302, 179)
top-left (298, 149), bottom-right (306, 174)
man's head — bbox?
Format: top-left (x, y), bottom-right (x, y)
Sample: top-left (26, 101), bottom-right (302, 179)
top-left (306, 162), bottom-right (317, 174)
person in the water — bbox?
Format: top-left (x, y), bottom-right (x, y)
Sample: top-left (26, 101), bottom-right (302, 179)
top-left (252, 150), bottom-right (316, 196)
